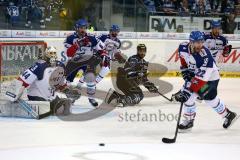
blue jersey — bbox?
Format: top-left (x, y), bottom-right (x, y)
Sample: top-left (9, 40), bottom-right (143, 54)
top-left (203, 32), bottom-right (228, 61)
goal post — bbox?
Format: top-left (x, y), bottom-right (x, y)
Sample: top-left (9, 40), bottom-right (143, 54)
top-left (0, 41), bottom-right (51, 119)
top-left (0, 41), bottom-right (47, 100)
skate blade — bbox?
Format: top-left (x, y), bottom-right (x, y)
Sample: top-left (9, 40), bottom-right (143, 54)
top-left (225, 114), bottom-right (240, 129)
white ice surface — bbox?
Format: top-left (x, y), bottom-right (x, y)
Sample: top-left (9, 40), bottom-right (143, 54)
top-left (0, 77), bottom-right (239, 160)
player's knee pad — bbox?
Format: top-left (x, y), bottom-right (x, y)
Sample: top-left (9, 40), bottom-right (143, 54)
top-left (205, 97), bottom-right (219, 107)
top-left (184, 93), bottom-right (198, 106)
top-left (96, 66), bottom-right (110, 83)
top-left (84, 72), bottom-right (95, 83)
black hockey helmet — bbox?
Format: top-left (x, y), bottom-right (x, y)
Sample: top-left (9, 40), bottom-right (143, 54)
top-left (137, 44), bottom-right (147, 52)
top-left (137, 44), bottom-right (146, 59)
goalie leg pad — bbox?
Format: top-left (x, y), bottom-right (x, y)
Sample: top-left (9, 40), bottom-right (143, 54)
top-left (0, 100), bottom-right (50, 119)
top-left (5, 79), bottom-right (25, 102)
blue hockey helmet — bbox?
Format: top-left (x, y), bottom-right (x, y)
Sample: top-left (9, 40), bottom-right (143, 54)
top-left (74, 19), bottom-right (88, 30)
top-left (110, 24), bottom-right (120, 32)
top-left (211, 20), bottom-right (221, 28)
top-left (189, 31), bottom-right (204, 42)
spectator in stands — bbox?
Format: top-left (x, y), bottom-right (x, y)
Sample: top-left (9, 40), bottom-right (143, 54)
top-left (188, 0), bottom-right (196, 11)
top-left (193, 0), bottom-right (210, 16)
top-left (222, 12), bottom-right (237, 34)
top-left (96, 19), bottom-right (107, 31)
top-left (25, 4), bottom-right (43, 29)
top-left (144, 0), bottom-right (156, 12)
top-left (209, 0), bottom-right (221, 12)
top-left (221, 0), bottom-right (235, 14)
top-left (179, 0), bottom-right (190, 16)
top-left (159, 0), bottom-right (177, 14)
top-left (5, 1), bottom-right (20, 27)
top-left (235, 1), bottom-right (240, 15)
top-left (87, 20), bottom-right (96, 32)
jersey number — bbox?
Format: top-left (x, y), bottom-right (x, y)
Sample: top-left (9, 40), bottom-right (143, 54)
top-left (22, 71), bottom-right (31, 79)
top-left (196, 69), bottom-right (206, 78)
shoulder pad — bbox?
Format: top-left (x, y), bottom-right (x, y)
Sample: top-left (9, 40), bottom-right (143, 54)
top-left (179, 42), bottom-right (189, 52)
top-left (29, 61), bottom-right (49, 80)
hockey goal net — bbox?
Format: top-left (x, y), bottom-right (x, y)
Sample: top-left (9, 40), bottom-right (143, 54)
top-left (0, 41), bottom-right (47, 100)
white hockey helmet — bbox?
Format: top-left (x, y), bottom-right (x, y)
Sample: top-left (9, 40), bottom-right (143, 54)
top-left (44, 46), bottom-right (58, 65)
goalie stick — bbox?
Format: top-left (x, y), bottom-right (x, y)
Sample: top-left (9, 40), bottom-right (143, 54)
top-left (162, 102), bottom-right (184, 144)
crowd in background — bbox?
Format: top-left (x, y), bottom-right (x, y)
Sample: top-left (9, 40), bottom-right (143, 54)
top-left (143, 0), bottom-right (240, 33)
top-left (0, 0), bottom-right (106, 30)
top-left (0, 0), bottom-right (65, 29)
top-left (143, 0), bottom-right (240, 16)
top-left (0, 0), bottom-right (239, 32)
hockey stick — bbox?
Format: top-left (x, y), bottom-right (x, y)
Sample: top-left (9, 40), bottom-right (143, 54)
top-left (211, 47), bottom-right (240, 50)
top-left (162, 102), bottom-right (184, 144)
top-left (157, 91), bottom-right (172, 102)
top-left (231, 47), bottom-right (240, 49)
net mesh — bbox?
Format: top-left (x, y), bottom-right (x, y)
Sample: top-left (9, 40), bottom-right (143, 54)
top-left (0, 41), bottom-right (46, 100)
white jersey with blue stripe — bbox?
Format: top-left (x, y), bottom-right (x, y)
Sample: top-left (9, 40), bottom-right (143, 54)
top-left (178, 42), bottom-right (220, 82)
top-left (98, 34), bottom-right (121, 58)
top-left (64, 32), bottom-right (105, 60)
top-left (19, 60), bottom-right (65, 101)
top-left (203, 32), bottom-right (228, 61)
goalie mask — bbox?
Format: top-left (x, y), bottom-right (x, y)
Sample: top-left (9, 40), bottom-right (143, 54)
top-left (43, 46), bottom-right (58, 66)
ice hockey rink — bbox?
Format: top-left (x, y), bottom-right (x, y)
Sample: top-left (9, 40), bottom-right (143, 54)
top-left (0, 77), bottom-right (239, 160)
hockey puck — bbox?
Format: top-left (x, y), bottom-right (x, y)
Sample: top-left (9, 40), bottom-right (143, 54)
top-left (99, 143), bottom-right (105, 146)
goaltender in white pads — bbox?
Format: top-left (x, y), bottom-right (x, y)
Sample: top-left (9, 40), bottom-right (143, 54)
top-left (3, 46), bottom-right (81, 119)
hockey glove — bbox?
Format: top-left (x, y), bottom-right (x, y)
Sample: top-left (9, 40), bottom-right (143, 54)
top-left (62, 86), bottom-right (81, 101)
top-left (222, 45), bottom-right (232, 57)
top-left (144, 81), bottom-right (158, 93)
top-left (114, 51), bottom-right (127, 64)
top-left (172, 89), bottom-right (191, 103)
top-left (181, 70), bottom-right (195, 82)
